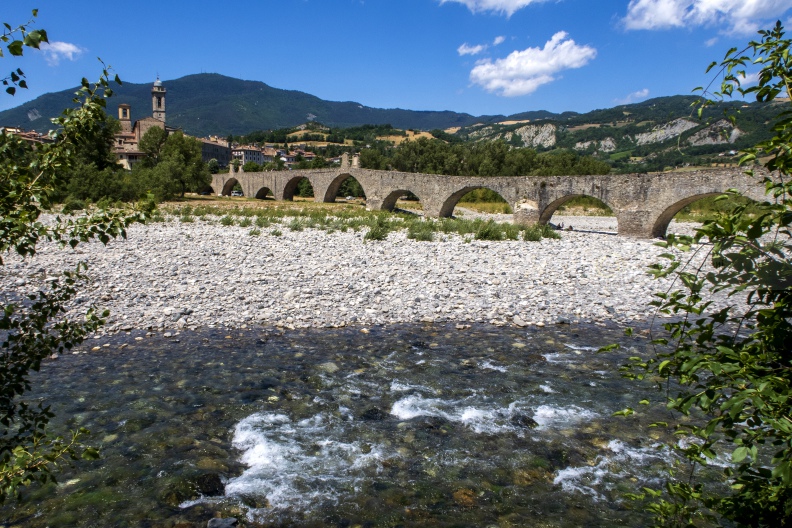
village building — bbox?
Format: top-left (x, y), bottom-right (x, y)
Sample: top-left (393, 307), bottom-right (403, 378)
top-left (201, 136), bottom-right (232, 168)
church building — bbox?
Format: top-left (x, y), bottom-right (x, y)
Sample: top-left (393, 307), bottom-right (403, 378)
top-left (114, 78), bottom-right (179, 170)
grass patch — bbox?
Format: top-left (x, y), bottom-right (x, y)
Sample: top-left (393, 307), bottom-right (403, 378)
top-left (364, 216), bottom-right (392, 241)
top-left (474, 220), bottom-right (503, 241)
top-left (161, 199), bottom-right (561, 242)
top-left (407, 220), bottom-right (435, 241)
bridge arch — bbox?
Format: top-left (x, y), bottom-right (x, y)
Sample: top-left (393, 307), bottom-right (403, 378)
top-left (282, 176), bottom-right (315, 201)
top-left (650, 192), bottom-right (726, 238)
top-left (221, 178), bottom-right (241, 196)
top-left (438, 186), bottom-right (509, 217)
top-left (254, 186), bottom-right (274, 200)
top-left (539, 194), bottom-right (617, 224)
top-left (322, 173), bottom-right (368, 202)
top-left (380, 189), bottom-right (425, 212)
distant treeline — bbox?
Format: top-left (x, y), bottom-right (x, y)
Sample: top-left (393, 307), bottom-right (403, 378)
top-left (232, 123), bottom-right (407, 146)
top-left (358, 137), bottom-right (611, 177)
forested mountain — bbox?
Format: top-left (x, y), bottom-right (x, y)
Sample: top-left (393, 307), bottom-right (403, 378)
top-left (0, 74), bottom-right (495, 136)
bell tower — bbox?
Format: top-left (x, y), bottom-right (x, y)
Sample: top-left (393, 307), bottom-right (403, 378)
top-left (118, 103), bottom-right (132, 133)
top-left (152, 77), bottom-right (166, 122)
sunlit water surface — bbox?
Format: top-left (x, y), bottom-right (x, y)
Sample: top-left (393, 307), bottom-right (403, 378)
top-left (1, 323), bottom-right (698, 527)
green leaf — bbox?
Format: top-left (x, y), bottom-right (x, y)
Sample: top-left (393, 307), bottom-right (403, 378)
top-left (732, 446), bottom-right (750, 463)
top-left (7, 40), bottom-right (23, 56)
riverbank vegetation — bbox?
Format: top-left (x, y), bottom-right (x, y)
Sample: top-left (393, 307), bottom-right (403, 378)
top-left (0, 12), bottom-right (146, 502)
top-left (611, 22), bottom-right (792, 527)
top-left (156, 203), bottom-right (561, 242)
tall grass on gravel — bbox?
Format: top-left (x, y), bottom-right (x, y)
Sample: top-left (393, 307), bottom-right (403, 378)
top-left (166, 204), bottom-right (561, 242)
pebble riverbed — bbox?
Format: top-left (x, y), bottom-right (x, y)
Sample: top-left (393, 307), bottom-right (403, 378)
top-left (1, 214), bottom-right (721, 338)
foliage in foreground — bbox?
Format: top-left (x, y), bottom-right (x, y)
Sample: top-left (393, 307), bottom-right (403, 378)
top-left (0, 14), bottom-right (145, 501)
top-left (609, 22), bottom-right (792, 527)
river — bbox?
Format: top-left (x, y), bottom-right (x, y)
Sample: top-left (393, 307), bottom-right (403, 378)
top-left (1, 322), bottom-right (711, 527)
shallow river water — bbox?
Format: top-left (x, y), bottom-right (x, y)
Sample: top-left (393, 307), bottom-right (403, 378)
top-left (1, 323), bottom-right (695, 527)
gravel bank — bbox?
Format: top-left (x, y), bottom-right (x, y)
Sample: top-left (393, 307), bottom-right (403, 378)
top-left (1, 214), bottom-right (716, 336)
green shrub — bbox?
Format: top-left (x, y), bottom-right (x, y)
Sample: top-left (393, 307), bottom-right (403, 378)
top-left (238, 217), bottom-right (252, 228)
top-left (364, 217), bottom-right (391, 241)
top-left (474, 220), bottom-right (503, 241)
top-left (95, 196), bottom-right (113, 210)
top-left (503, 224), bottom-right (521, 240)
top-left (288, 218), bottom-right (305, 231)
top-left (248, 228), bottom-right (261, 236)
top-left (407, 221), bottom-right (435, 241)
top-left (61, 197), bottom-right (86, 214)
top-left (270, 229), bottom-right (283, 236)
top-left (179, 215), bottom-right (194, 223)
top-left (220, 215), bottom-right (235, 226)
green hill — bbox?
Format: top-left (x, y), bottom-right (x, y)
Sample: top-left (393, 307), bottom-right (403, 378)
top-left (0, 73), bottom-right (495, 136)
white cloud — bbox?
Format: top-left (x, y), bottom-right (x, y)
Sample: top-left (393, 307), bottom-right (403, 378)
top-left (39, 41), bottom-right (85, 66)
top-left (493, 35), bottom-right (506, 45)
top-left (705, 36), bottom-right (720, 46)
top-left (439, 0), bottom-right (546, 16)
top-left (615, 88), bottom-right (651, 104)
top-left (458, 43), bottom-right (488, 56)
top-left (623, 0), bottom-right (792, 34)
top-left (469, 31), bottom-right (597, 97)
top-left (736, 71), bottom-right (760, 85)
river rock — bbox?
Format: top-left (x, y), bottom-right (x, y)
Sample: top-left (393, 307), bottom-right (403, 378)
top-left (207, 519), bottom-right (238, 528)
top-left (0, 212), bottom-right (735, 336)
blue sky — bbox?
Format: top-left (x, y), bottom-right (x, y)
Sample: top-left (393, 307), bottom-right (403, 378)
top-left (3, 1), bottom-right (792, 118)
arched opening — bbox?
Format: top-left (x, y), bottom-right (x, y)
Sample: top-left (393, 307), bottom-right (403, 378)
top-left (197, 184), bottom-right (215, 196)
top-left (221, 178), bottom-right (240, 196)
top-left (255, 187), bottom-right (274, 200)
top-left (451, 188), bottom-right (511, 217)
top-left (540, 195), bottom-right (616, 233)
top-left (651, 193), bottom-right (760, 238)
top-left (283, 177), bottom-right (315, 201)
top-left (322, 173), bottom-right (367, 203)
top-left (438, 186), bottom-right (509, 218)
top-left (381, 189), bottom-right (422, 212)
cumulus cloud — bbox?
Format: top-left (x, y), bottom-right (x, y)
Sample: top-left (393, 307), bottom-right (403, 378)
top-left (39, 41), bottom-right (85, 65)
top-left (736, 71), bottom-right (760, 85)
top-left (623, 0), bottom-right (792, 34)
top-left (615, 88), bottom-right (650, 104)
top-left (469, 31), bottom-right (597, 97)
top-left (439, 0), bottom-right (546, 16)
top-left (493, 35), bottom-right (506, 45)
top-left (458, 43), bottom-right (487, 56)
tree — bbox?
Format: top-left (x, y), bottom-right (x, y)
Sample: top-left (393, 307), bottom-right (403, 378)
top-left (136, 129), bottom-right (210, 199)
top-left (207, 158), bottom-right (219, 174)
top-left (242, 161), bottom-right (261, 172)
top-left (138, 126), bottom-right (168, 167)
top-left (0, 17), bottom-right (145, 501)
top-left (611, 22), bottom-right (792, 526)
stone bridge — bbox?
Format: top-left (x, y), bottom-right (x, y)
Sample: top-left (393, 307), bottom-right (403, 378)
top-left (209, 164), bottom-right (768, 238)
